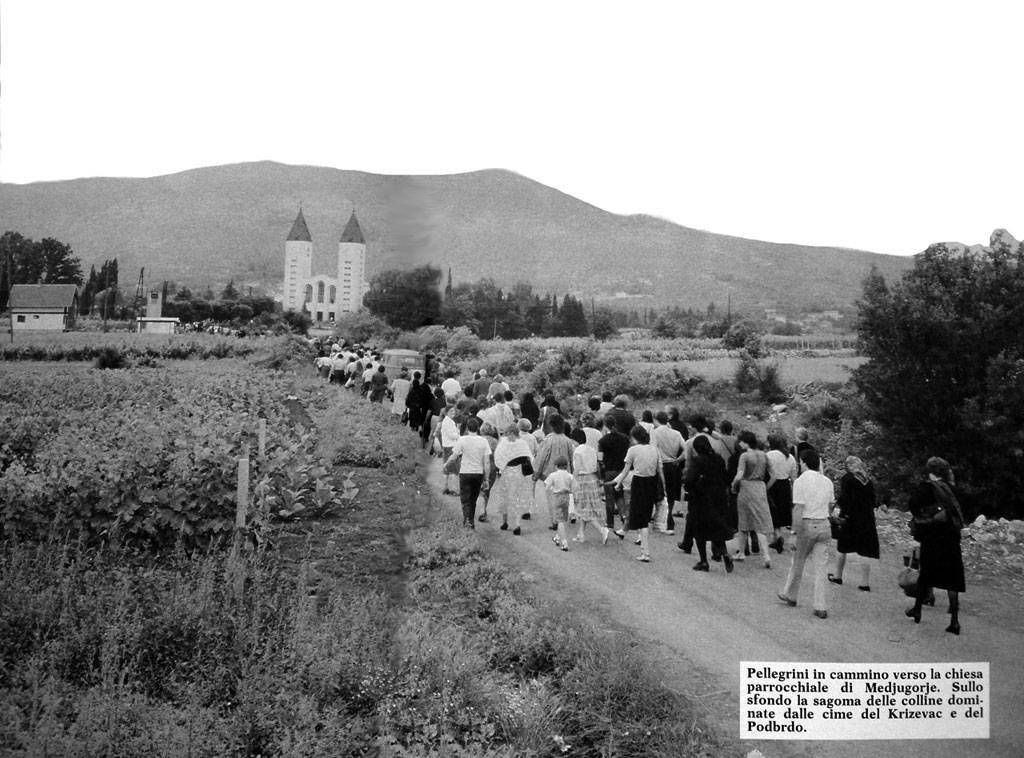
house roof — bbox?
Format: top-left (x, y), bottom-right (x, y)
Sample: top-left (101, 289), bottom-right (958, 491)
top-left (287, 209), bottom-right (312, 242)
top-left (340, 211), bottom-right (365, 244)
top-left (9, 284), bottom-right (79, 309)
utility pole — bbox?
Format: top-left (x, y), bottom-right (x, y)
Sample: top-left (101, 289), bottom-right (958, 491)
top-left (5, 242), bottom-right (13, 343)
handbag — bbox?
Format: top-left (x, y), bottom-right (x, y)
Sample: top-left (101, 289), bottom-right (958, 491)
top-left (828, 509), bottom-right (848, 540)
top-left (508, 455), bottom-right (533, 476)
top-left (897, 547), bottom-right (935, 603)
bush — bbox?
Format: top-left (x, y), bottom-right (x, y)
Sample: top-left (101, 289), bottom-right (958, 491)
top-left (447, 327), bottom-right (481, 357)
top-left (94, 346), bottom-right (126, 369)
top-left (723, 320), bottom-right (767, 357)
top-left (333, 311), bottom-right (396, 346)
top-left (734, 350), bottom-right (785, 401)
top-left (601, 367), bottom-right (704, 400)
top-left (526, 341), bottom-right (616, 397)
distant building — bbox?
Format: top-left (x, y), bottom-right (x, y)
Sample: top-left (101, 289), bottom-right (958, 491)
top-left (136, 289), bottom-right (179, 334)
top-left (9, 284), bottom-right (79, 332)
top-left (282, 208), bottom-right (367, 325)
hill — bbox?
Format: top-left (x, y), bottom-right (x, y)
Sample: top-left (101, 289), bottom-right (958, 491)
top-left (0, 161), bottom-right (912, 311)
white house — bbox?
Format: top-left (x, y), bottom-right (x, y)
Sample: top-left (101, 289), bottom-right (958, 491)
top-left (282, 208), bottom-right (367, 325)
top-left (9, 284), bottom-right (79, 332)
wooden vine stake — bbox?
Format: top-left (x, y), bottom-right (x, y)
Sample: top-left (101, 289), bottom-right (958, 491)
top-left (257, 418), bottom-right (267, 459)
top-left (230, 449), bottom-right (250, 600)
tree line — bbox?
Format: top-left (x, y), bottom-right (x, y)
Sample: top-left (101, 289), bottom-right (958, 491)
top-left (0, 231), bottom-right (84, 311)
top-left (362, 264), bottom-right (617, 339)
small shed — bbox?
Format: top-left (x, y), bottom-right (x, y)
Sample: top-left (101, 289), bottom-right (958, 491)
top-left (9, 284), bottom-right (79, 332)
top-left (136, 289), bottom-right (179, 334)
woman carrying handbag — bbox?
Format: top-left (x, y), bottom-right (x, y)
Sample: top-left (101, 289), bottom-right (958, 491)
top-left (905, 457), bottom-right (966, 635)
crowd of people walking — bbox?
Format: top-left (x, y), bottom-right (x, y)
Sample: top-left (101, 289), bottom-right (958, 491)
top-left (314, 341), bottom-right (967, 634)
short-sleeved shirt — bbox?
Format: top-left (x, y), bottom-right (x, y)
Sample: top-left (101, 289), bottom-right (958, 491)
top-left (767, 449), bottom-right (798, 482)
top-left (440, 417), bottom-right (460, 447)
top-left (451, 434), bottom-right (491, 475)
top-left (652, 425), bottom-right (685, 463)
top-left (792, 469), bottom-right (835, 520)
top-left (572, 443), bottom-right (600, 476)
top-left (622, 444), bottom-right (661, 477)
top-left (545, 469), bottom-right (574, 494)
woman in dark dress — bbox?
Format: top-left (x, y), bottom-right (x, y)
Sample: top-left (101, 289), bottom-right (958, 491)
top-left (405, 372), bottom-right (431, 432)
top-left (520, 392), bottom-right (541, 429)
top-left (684, 435), bottom-right (735, 572)
top-left (828, 456), bottom-right (881, 591)
top-left (906, 457), bottom-right (966, 635)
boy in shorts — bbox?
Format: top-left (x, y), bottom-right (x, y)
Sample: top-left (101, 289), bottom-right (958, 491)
top-left (545, 456), bottom-right (574, 551)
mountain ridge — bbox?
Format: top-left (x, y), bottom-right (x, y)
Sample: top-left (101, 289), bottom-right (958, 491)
top-left (0, 161), bottom-right (913, 312)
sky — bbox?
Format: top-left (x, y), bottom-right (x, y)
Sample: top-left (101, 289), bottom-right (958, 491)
top-left (1, 1), bottom-right (1022, 256)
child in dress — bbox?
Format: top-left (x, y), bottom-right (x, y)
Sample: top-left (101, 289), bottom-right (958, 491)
top-left (545, 456), bottom-right (574, 551)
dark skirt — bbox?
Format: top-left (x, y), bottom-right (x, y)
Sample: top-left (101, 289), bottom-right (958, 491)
top-left (767, 479), bottom-right (793, 529)
top-left (688, 486), bottom-right (734, 543)
top-left (627, 475), bottom-right (658, 530)
top-left (918, 530), bottom-right (966, 593)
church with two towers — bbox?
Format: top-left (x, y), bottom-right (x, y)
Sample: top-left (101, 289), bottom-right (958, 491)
top-left (282, 208), bottom-right (367, 324)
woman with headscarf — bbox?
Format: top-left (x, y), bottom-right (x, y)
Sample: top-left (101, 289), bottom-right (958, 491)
top-left (828, 456), bottom-right (882, 591)
top-left (684, 435), bottom-right (735, 572)
top-left (520, 392), bottom-right (541, 429)
top-left (906, 457), bottom-right (966, 635)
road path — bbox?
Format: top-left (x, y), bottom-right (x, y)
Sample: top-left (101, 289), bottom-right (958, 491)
top-left (427, 460), bottom-right (1024, 758)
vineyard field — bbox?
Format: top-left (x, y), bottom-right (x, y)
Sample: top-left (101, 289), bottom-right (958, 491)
top-left (0, 360), bottom-right (368, 547)
top-left (637, 354), bottom-right (867, 385)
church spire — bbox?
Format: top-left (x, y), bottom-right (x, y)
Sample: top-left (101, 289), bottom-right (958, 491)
top-left (340, 210), bottom-right (365, 244)
top-left (287, 209), bottom-right (312, 242)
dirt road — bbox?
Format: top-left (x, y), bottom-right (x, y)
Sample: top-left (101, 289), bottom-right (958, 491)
top-left (428, 461), bottom-right (1023, 758)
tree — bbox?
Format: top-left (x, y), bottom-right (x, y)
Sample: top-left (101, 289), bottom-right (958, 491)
top-left (221, 279), bottom-right (240, 300)
top-left (556, 294), bottom-right (589, 337)
top-left (363, 264), bottom-right (442, 330)
top-left (333, 310), bottom-right (393, 344)
top-left (1, 232), bottom-right (84, 310)
top-left (854, 241), bottom-right (1024, 517)
top-left (591, 307), bottom-right (619, 340)
top-left (651, 317), bottom-right (678, 338)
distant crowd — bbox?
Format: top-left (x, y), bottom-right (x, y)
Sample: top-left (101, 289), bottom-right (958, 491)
top-left (312, 339), bottom-right (967, 635)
